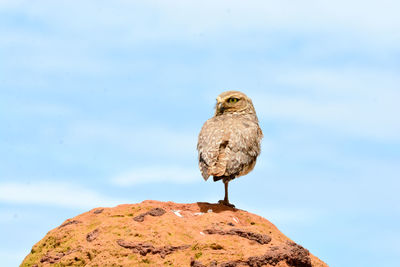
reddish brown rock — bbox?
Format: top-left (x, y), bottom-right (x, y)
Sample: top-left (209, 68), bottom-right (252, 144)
top-left (86, 229), bottom-right (99, 242)
top-left (133, 207), bottom-right (166, 222)
top-left (203, 228), bottom-right (272, 244)
top-left (21, 200), bottom-right (328, 266)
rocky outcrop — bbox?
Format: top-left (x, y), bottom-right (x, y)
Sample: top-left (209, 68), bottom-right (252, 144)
top-left (21, 200), bottom-right (327, 266)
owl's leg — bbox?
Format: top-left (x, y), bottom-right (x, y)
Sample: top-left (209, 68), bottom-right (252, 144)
top-left (218, 179), bottom-right (235, 208)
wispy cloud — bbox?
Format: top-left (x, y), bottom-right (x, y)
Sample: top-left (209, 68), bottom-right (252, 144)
top-left (1, 0), bottom-right (399, 53)
top-left (0, 182), bottom-right (126, 209)
top-left (3, 0), bottom-right (399, 35)
top-left (111, 165), bottom-right (200, 186)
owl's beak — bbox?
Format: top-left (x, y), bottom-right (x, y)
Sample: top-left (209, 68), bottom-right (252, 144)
top-left (215, 96), bottom-right (225, 114)
top-left (216, 101), bottom-right (224, 114)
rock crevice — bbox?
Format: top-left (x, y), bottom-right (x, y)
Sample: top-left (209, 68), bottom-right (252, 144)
top-left (117, 239), bottom-right (190, 258)
top-left (203, 228), bottom-right (272, 244)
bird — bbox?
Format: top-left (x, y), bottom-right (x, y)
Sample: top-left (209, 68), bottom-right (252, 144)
top-left (197, 91), bottom-right (263, 207)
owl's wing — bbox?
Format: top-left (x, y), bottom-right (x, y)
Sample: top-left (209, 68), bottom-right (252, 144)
top-left (223, 120), bottom-right (263, 177)
top-left (197, 117), bottom-right (229, 180)
top-left (229, 120), bottom-right (263, 156)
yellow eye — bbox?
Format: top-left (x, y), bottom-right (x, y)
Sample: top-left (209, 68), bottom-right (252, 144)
top-left (227, 98), bottom-right (239, 103)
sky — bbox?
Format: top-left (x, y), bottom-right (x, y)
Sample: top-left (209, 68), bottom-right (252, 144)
top-left (0, 0), bottom-right (399, 266)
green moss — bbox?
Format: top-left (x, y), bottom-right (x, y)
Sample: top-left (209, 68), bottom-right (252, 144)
top-left (74, 256), bottom-right (86, 265)
top-left (128, 254), bottom-right (137, 260)
top-left (182, 233), bottom-right (193, 239)
top-left (209, 243), bottom-right (224, 250)
top-left (124, 228), bottom-right (132, 235)
top-left (87, 221), bottom-right (101, 231)
top-left (20, 246), bottom-right (41, 266)
top-left (195, 252), bottom-right (202, 259)
top-left (43, 236), bottom-right (59, 249)
top-left (20, 260), bottom-right (38, 267)
top-left (22, 234), bottom-right (64, 265)
top-left (141, 258), bottom-right (151, 264)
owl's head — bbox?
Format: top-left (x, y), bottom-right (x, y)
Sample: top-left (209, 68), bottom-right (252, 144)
top-left (215, 91), bottom-right (256, 116)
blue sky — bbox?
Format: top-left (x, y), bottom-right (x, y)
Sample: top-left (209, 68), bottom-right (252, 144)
top-left (1, 1), bottom-right (399, 266)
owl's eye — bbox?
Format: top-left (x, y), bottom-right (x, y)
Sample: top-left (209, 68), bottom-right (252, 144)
top-left (227, 98), bottom-right (239, 103)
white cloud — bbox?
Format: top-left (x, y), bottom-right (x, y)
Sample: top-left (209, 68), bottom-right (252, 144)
top-left (1, 0), bottom-right (399, 45)
top-left (112, 165), bottom-right (200, 186)
top-left (1, 0), bottom-right (398, 90)
top-left (0, 182), bottom-right (126, 209)
top-left (146, 0), bottom-right (400, 39)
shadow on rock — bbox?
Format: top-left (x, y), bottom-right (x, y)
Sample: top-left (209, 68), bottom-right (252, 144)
top-left (196, 202), bottom-right (238, 213)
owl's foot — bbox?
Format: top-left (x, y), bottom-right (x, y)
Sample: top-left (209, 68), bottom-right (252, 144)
top-left (218, 200), bottom-right (235, 208)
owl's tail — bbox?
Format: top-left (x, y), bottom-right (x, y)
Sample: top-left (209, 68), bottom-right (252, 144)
top-left (213, 176), bottom-right (223, 182)
top-left (213, 175), bottom-right (234, 182)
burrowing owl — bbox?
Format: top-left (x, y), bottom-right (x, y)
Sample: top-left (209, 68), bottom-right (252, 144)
top-left (197, 91), bottom-right (263, 207)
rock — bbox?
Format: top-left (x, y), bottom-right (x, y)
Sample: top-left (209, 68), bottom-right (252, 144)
top-left (86, 229), bottom-right (99, 242)
top-left (203, 228), bottom-right (272, 244)
top-left (133, 207), bottom-right (166, 222)
top-left (21, 200), bottom-right (328, 266)
top-left (58, 220), bottom-right (81, 228)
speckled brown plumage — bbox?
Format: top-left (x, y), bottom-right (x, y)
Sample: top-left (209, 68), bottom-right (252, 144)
top-left (197, 91), bottom-right (263, 207)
